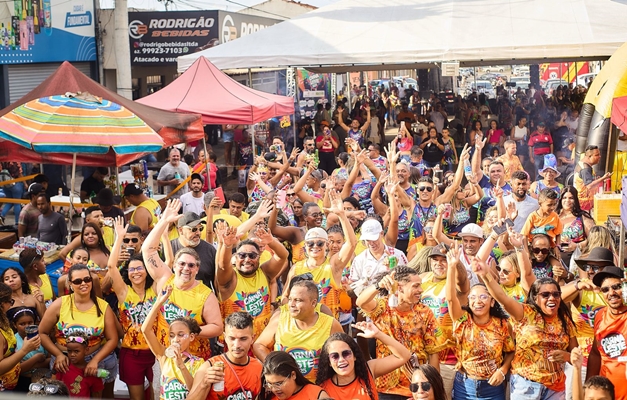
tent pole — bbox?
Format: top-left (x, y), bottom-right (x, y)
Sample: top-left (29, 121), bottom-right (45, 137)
top-left (248, 68), bottom-right (256, 158)
top-left (67, 153), bottom-right (77, 245)
top-left (115, 166), bottom-right (121, 196)
top-left (346, 72), bottom-right (351, 113)
top-left (203, 137), bottom-right (211, 190)
top-left (293, 67), bottom-right (298, 151)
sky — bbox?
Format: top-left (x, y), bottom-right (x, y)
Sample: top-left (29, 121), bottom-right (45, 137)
top-left (100, 0), bottom-right (338, 12)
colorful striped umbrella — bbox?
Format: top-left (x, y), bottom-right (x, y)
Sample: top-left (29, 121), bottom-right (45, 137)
top-left (0, 93), bottom-right (164, 154)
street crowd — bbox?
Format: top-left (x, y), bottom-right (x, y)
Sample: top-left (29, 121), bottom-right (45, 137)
top-left (0, 79), bottom-right (626, 400)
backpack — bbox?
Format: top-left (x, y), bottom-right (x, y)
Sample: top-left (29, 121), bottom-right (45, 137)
top-left (0, 169), bottom-right (14, 189)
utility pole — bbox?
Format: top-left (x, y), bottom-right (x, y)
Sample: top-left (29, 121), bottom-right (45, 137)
top-left (114, 0), bottom-right (133, 99)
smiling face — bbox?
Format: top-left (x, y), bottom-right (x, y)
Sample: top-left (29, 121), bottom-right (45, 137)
top-left (169, 149), bottom-right (181, 167)
top-left (599, 277), bottom-right (624, 310)
top-left (411, 370), bottom-right (435, 400)
top-left (417, 182), bottom-right (433, 202)
top-left (236, 244), bottom-right (260, 276)
top-left (287, 286), bottom-right (317, 320)
top-left (561, 191), bottom-right (575, 211)
top-left (399, 274), bottom-right (424, 305)
top-left (430, 255), bottom-right (447, 279)
top-left (539, 198), bottom-right (558, 215)
top-left (467, 285), bottom-right (494, 318)
top-left (535, 283), bottom-right (561, 316)
top-left (498, 258), bottom-right (519, 287)
top-left (173, 254), bottom-right (199, 284)
top-left (304, 206), bottom-right (323, 227)
top-left (484, 210), bottom-right (498, 229)
top-left (396, 164), bottom-right (410, 185)
top-left (327, 340), bottom-right (355, 377)
top-left (82, 227), bottom-right (99, 247)
top-left (488, 163), bottom-right (504, 184)
top-left (531, 236), bottom-right (551, 263)
top-left (71, 249), bottom-right (89, 266)
top-left (68, 269), bottom-right (92, 296)
top-left (462, 236), bottom-right (482, 256)
top-left (127, 260), bottom-right (147, 287)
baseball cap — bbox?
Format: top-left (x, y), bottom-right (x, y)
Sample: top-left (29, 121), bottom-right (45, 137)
top-left (190, 173), bottom-right (204, 184)
top-left (123, 184), bottom-right (144, 197)
top-left (26, 183), bottom-right (44, 197)
top-left (304, 227), bottom-right (328, 241)
top-left (592, 266), bottom-right (625, 287)
top-left (458, 224), bottom-right (484, 239)
top-left (360, 219), bottom-right (383, 241)
top-left (177, 212), bottom-right (206, 228)
top-left (429, 243), bottom-right (449, 258)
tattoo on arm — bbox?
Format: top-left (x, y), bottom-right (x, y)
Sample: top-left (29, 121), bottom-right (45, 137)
top-left (147, 254), bottom-right (161, 269)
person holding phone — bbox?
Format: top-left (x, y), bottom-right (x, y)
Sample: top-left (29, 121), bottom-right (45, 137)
top-left (316, 123), bottom-right (339, 175)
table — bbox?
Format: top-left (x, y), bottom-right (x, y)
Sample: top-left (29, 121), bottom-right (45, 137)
top-left (0, 258), bottom-right (64, 297)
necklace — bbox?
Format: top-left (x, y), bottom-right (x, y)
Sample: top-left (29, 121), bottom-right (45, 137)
top-left (14, 292), bottom-right (26, 305)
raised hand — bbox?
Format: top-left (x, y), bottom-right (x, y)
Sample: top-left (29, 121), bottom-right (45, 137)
top-left (323, 189), bottom-right (345, 216)
top-left (114, 216), bottom-right (128, 238)
top-left (254, 226), bottom-right (274, 247)
top-left (492, 179), bottom-right (503, 198)
top-left (162, 199), bottom-right (183, 224)
top-left (446, 244), bottom-right (461, 266)
top-left (508, 227), bottom-right (525, 248)
top-left (460, 144), bottom-right (471, 162)
top-left (570, 347), bottom-right (583, 369)
top-left (249, 171), bottom-right (260, 181)
top-left (157, 285), bottom-right (173, 305)
top-left (506, 202), bottom-right (518, 220)
top-left (355, 148), bottom-right (369, 164)
top-left (256, 199), bottom-right (275, 218)
top-left (351, 321), bottom-right (381, 338)
top-left (475, 136), bottom-right (487, 151)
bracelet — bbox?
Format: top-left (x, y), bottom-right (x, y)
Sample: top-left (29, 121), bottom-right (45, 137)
top-left (514, 246), bottom-right (524, 252)
top-left (574, 279), bottom-right (581, 291)
top-left (498, 368), bottom-right (506, 379)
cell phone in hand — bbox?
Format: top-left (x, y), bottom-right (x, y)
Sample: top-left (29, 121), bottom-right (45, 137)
top-left (214, 187), bottom-right (226, 204)
top-left (505, 218), bottom-right (514, 227)
top-left (493, 224), bottom-right (508, 235)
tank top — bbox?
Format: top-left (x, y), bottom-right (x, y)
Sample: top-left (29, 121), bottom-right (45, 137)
top-left (130, 198), bottom-right (162, 230)
top-left (157, 276), bottom-right (212, 360)
top-left (159, 353), bottom-right (204, 400)
top-left (275, 306), bottom-right (334, 382)
top-left (206, 354), bottom-right (263, 400)
top-left (574, 162), bottom-right (594, 211)
top-left (502, 284), bottom-right (526, 303)
top-left (513, 125), bottom-right (527, 141)
top-left (55, 295), bottom-right (108, 348)
top-left (0, 327), bottom-right (20, 390)
top-left (291, 241), bottom-right (306, 265)
top-left (420, 273), bottom-right (455, 364)
top-left (593, 307), bottom-right (627, 400)
top-left (120, 286), bottom-right (157, 350)
top-left (220, 268), bottom-right (272, 339)
top-left (292, 259), bottom-right (345, 320)
top-left (532, 260), bottom-right (553, 280)
top-left (320, 373), bottom-right (379, 400)
top-left (571, 289), bottom-right (606, 366)
top-left (273, 383), bottom-right (325, 400)
top-left (30, 274), bottom-right (54, 304)
top-left (397, 208), bottom-right (410, 240)
top-left (561, 216), bottom-right (586, 244)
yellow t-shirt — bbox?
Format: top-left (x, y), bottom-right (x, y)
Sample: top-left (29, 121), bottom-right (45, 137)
top-left (421, 272), bottom-right (455, 363)
top-left (274, 305), bottom-right (333, 382)
top-left (130, 198), bottom-right (161, 231)
top-left (120, 286), bottom-right (157, 350)
top-left (157, 276), bottom-right (212, 360)
top-left (200, 214), bottom-right (243, 241)
top-left (0, 328), bottom-right (19, 390)
top-left (502, 283), bottom-right (527, 303)
top-left (571, 289), bottom-right (606, 363)
top-left (220, 268), bottom-right (271, 339)
top-left (159, 354), bottom-right (204, 400)
top-left (55, 295), bottom-right (108, 348)
top-left (220, 209), bottom-right (250, 223)
top-left (30, 274), bottom-right (54, 303)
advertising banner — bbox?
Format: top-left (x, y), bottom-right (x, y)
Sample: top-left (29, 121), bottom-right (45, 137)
top-left (296, 69), bottom-right (331, 119)
top-left (217, 12), bottom-right (279, 44)
top-left (0, 0), bottom-right (95, 64)
top-left (128, 11), bottom-right (219, 66)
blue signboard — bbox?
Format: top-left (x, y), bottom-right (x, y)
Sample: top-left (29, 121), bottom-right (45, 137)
top-left (0, 0), bottom-right (96, 64)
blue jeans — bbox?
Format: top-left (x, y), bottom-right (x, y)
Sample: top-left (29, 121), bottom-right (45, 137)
top-left (453, 371), bottom-right (506, 400)
top-left (533, 155), bottom-right (545, 176)
top-left (510, 374), bottom-right (564, 400)
top-left (1, 182), bottom-right (23, 218)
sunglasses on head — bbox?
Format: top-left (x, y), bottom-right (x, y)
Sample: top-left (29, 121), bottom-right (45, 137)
top-left (70, 276), bottom-right (93, 285)
top-left (67, 336), bottom-right (87, 344)
top-left (329, 349), bottom-right (353, 362)
top-left (237, 252), bottom-right (259, 260)
top-left (27, 249), bottom-right (43, 267)
top-left (292, 272), bottom-right (314, 283)
top-left (29, 383), bottom-right (61, 395)
top-left (306, 240), bottom-right (326, 249)
top-left (123, 238), bottom-right (140, 244)
top-left (183, 225), bottom-right (204, 233)
top-left (600, 283), bottom-right (622, 294)
top-left (532, 247), bottom-right (550, 255)
top-left (409, 382), bottom-right (432, 393)
top-left (581, 264), bottom-right (603, 273)
top-left (538, 291), bottom-right (561, 299)
top-left (418, 186), bottom-right (433, 192)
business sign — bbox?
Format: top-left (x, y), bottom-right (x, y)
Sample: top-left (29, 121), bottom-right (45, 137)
top-left (0, 0), bottom-right (95, 64)
top-left (128, 11), bottom-right (220, 66)
top-left (217, 12), bottom-right (279, 44)
top-left (296, 69), bottom-right (331, 119)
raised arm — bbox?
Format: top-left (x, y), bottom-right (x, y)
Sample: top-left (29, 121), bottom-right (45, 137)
top-left (267, 200), bottom-right (302, 244)
top-left (472, 137), bottom-right (487, 182)
top-left (142, 286), bottom-right (171, 358)
top-left (214, 221), bottom-right (239, 290)
top-left (248, 171), bottom-right (273, 196)
top-left (336, 106), bottom-right (350, 131)
top-left (358, 321), bottom-right (411, 378)
top-left (325, 189), bottom-right (357, 272)
top-left (361, 107), bottom-right (372, 132)
top-left (341, 150), bottom-right (366, 199)
top-left (433, 204), bottom-right (453, 247)
top-left (474, 258), bottom-right (524, 321)
top-left (438, 145), bottom-right (470, 205)
top-left (445, 246), bottom-right (465, 321)
top-left (370, 173), bottom-right (389, 216)
top-left (107, 216), bottom-right (130, 301)
top-left (293, 163), bottom-right (320, 204)
top-left (508, 229), bottom-right (536, 293)
top-left (141, 199), bottom-right (182, 289)
top-left (384, 179), bottom-right (400, 247)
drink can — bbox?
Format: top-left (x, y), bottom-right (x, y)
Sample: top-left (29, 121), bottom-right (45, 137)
top-left (441, 203), bottom-right (452, 220)
top-left (96, 369), bottom-right (110, 379)
top-left (388, 255), bottom-right (398, 270)
top-left (604, 178), bottom-right (611, 192)
top-left (25, 325), bottom-right (38, 339)
top-left (212, 361), bottom-right (225, 392)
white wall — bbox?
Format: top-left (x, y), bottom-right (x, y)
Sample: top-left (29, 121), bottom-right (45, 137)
top-left (238, 0), bottom-right (316, 20)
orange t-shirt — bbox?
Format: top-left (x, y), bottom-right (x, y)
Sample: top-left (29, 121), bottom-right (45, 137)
top-left (320, 373), bottom-right (379, 400)
top-left (511, 304), bottom-right (575, 392)
top-left (521, 211), bottom-right (563, 244)
top-left (271, 383), bottom-right (325, 399)
top-left (205, 355), bottom-right (262, 400)
top-left (593, 307), bottom-right (627, 400)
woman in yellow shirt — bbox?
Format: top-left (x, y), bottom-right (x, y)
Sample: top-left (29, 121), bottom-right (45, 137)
top-left (19, 248), bottom-right (55, 305)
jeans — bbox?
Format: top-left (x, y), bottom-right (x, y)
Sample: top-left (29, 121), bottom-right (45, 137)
top-left (1, 182), bottom-right (24, 218)
top-left (510, 374), bottom-right (564, 400)
top-left (533, 155), bottom-right (545, 176)
top-left (453, 371), bottom-right (506, 400)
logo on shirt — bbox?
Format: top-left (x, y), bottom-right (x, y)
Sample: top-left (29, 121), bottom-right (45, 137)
top-left (227, 390), bottom-right (254, 400)
top-left (421, 296), bottom-right (448, 319)
top-left (600, 332), bottom-right (627, 358)
top-left (58, 323), bottom-right (103, 341)
top-left (161, 301), bottom-right (195, 322)
top-left (316, 278), bottom-right (332, 302)
top-left (234, 286), bottom-right (269, 317)
top-left (579, 304), bottom-right (602, 328)
top-left (279, 346), bottom-right (319, 376)
top-left (161, 377), bottom-right (187, 400)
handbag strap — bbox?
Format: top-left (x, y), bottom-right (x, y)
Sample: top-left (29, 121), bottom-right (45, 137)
top-left (220, 354), bottom-right (247, 396)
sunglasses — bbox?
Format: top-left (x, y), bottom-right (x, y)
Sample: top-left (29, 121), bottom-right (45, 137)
top-left (329, 349), bottom-right (353, 362)
top-left (306, 240), bottom-right (326, 249)
top-left (67, 336), bottom-right (87, 344)
top-left (70, 276), bottom-right (93, 285)
top-left (308, 212), bottom-right (323, 218)
top-left (128, 266), bottom-right (145, 273)
top-left (176, 261), bottom-right (198, 269)
top-left (183, 225), bottom-right (204, 233)
top-left (418, 186), bottom-right (434, 192)
top-left (532, 247), bottom-right (550, 255)
top-left (3, 298), bottom-right (15, 306)
top-left (600, 283), bottom-right (622, 294)
top-left (29, 383), bottom-right (61, 394)
top-left (410, 382), bottom-right (432, 393)
top-left (264, 376), bottom-right (290, 390)
top-left (468, 294), bottom-right (491, 301)
top-left (287, 193), bottom-right (296, 197)
top-left (237, 252), bottom-right (259, 260)
top-left (581, 265), bottom-right (603, 273)
top-left (538, 291), bottom-right (561, 299)
top-left (27, 249), bottom-right (43, 267)
top-left (123, 238), bottom-right (140, 244)
top-left (424, 227), bottom-right (433, 233)
top-left (496, 267), bottom-right (512, 276)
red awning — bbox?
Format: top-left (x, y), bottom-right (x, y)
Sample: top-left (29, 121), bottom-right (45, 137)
top-left (137, 57), bottom-right (294, 125)
top-left (612, 96), bottom-right (627, 134)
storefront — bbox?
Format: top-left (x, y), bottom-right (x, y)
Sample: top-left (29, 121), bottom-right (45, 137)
top-left (0, 0), bottom-right (98, 108)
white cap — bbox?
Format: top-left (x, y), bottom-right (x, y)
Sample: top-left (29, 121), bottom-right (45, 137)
top-left (458, 223), bottom-right (484, 239)
top-left (360, 219), bottom-right (383, 241)
top-left (304, 227), bottom-right (328, 241)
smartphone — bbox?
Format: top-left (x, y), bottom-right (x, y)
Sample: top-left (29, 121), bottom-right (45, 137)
top-left (505, 218), bottom-right (514, 227)
top-left (276, 190), bottom-right (287, 209)
top-left (214, 187), bottom-right (226, 204)
top-left (435, 170), bottom-right (443, 183)
top-left (493, 224), bottom-right (508, 235)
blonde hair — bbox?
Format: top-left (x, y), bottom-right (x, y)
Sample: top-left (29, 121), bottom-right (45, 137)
top-left (482, 206), bottom-right (498, 236)
top-left (499, 251), bottom-right (521, 283)
top-left (580, 226), bottom-right (615, 258)
top-left (408, 246), bottom-right (433, 275)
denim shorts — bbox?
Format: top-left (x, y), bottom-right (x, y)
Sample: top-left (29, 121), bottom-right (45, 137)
top-left (223, 131), bottom-right (234, 142)
top-left (51, 349), bottom-right (118, 384)
top-left (453, 371), bottom-right (505, 400)
top-left (509, 374), bottom-right (564, 400)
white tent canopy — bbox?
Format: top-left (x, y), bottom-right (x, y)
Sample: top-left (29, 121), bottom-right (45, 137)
top-left (178, 0), bottom-right (627, 73)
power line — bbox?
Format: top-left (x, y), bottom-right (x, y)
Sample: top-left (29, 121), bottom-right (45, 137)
top-left (224, 0), bottom-right (290, 19)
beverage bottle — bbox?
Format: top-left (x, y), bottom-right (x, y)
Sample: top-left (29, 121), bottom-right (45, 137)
top-left (174, 172), bottom-right (181, 182)
top-left (463, 159), bottom-right (473, 180)
top-left (96, 369), bottom-right (110, 379)
top-left (212, 361), bottom-right (225, 392)
top-left (388, 293), bottom-right (398, 308)
top-left (164, 342), bottom-right (180, 358)
top-left (314, 149), bottom-right (320, 167)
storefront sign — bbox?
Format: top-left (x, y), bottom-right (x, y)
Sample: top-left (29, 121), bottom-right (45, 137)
top-left (0, 0), bottom-right (96, 64)
top-left (218, 12), bottom-right (278, 44)
top-left (128, 11), bottom-right (220, 66)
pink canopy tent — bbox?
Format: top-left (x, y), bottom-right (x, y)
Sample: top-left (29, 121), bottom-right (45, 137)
top-left (137, 57), bottom-right (295, 124)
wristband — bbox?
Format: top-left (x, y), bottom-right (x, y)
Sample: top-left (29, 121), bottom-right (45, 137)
top-left (574, 279), bottom-right (581, 291)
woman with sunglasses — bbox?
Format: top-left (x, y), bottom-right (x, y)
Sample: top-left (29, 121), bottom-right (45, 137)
top-left (556, 186), bottom-right (594, 269)
top-left (569, 225), bottom-right (617, 278)
top-left (316, 321), bottom-right (411, 400)
top-left (39, 264), bottom-right (119, 398)
top-left (445, 248), bottom-right (515, 400)
top-left (474, 260), bottom-right (578, 400)
top-left (106, 217), bottom-right (157, 400)
top-left (529, 234), bottom-right (565, 282)
top-left (1, 267), bottom-right (44, 322)
top-left (406, 219), bottom-right (438, 262)
top-left (142, 199), bottom-right (223, 360)
top-left (19, 248), bottom-right (55, 305)
top-left (409, 364), bottom-right (447, 400)
top-left (57, 248), bottom-right (103, 298)
top-left (259, 351), bottom-right (329, 400)
top-left (0, 282), bottom-right (41, 391)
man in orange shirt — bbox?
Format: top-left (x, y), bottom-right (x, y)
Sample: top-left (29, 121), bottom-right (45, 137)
top-left (588, 266), bottom-right (627, 400)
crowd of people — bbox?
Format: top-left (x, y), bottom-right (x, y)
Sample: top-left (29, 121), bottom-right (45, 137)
top-left (0, 78), bottom-right (625, 400)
